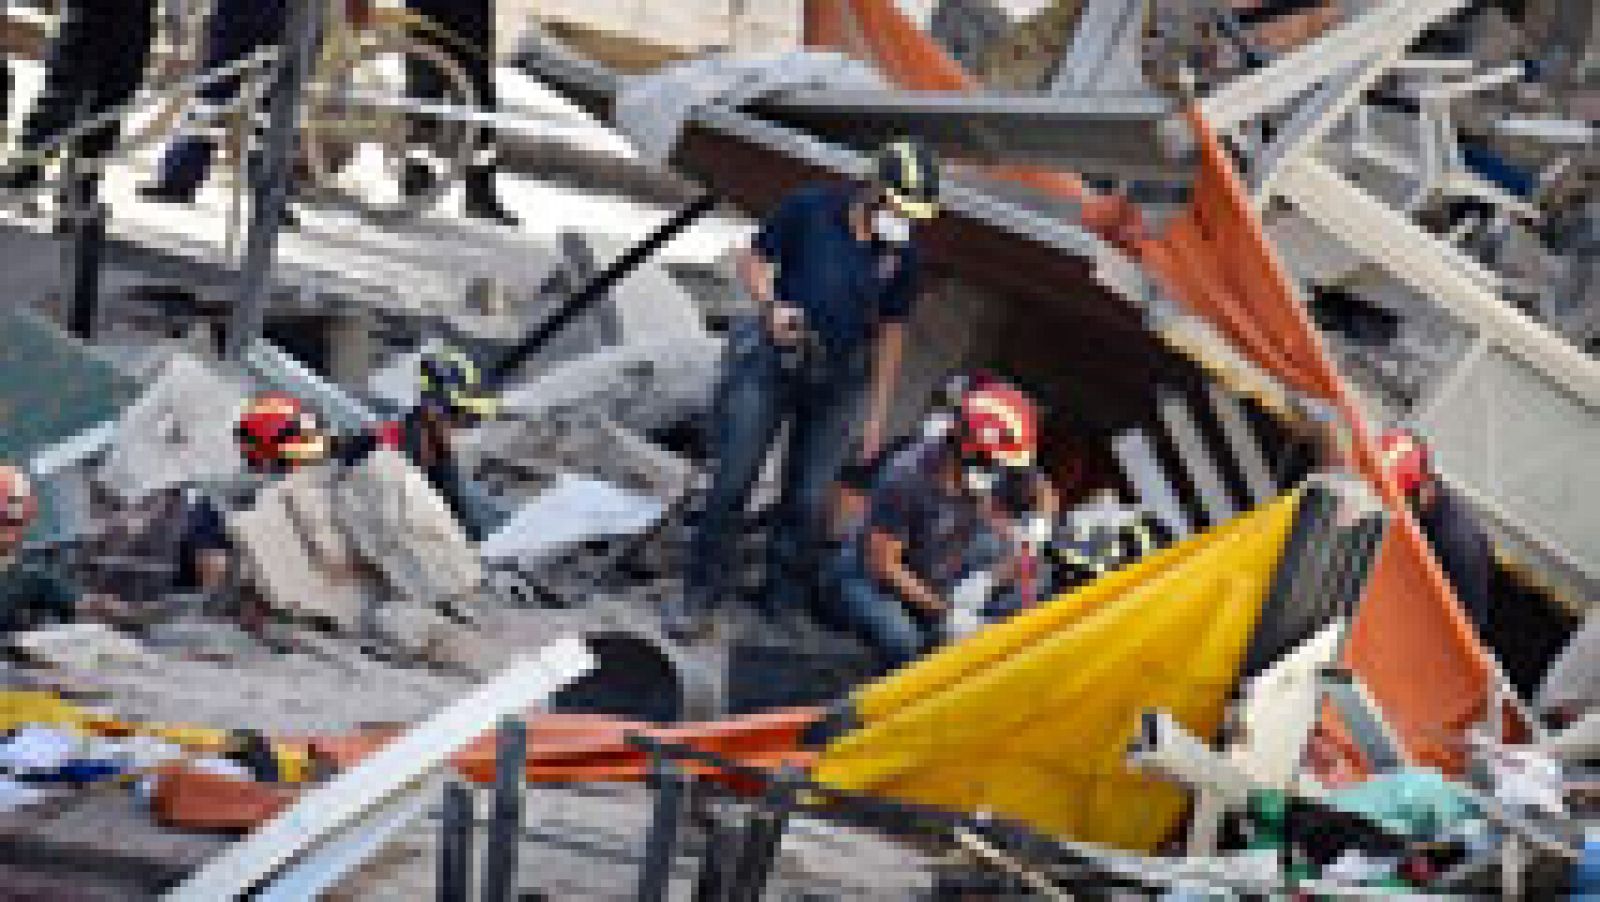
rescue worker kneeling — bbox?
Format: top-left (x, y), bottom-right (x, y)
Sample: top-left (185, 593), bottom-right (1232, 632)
top-left (825, 381), bottom-right (1050, 672)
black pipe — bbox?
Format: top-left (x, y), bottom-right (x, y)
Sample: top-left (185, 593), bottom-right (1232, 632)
top-left (67, 201), bottom-right (106, 340)
top-left (437, 781), bottom-right (475, 902)
top-left (635, 753), bottom-right (689, 902)
top-left (485, 192), bottom-right (718, 389)
top-left (727, 770), bottom-right (798, 902)
top-left (226, 0), bottom-right (319, 360)
top-left (480, 717), bottom-right (526, 902)
top-left (691, 808), bottom-right (733, 902)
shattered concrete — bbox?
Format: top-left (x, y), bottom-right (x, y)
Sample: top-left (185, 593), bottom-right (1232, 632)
top-left (97, 353), bottom-right (250, 503)
top-left (494, 336), bottom-right (722, 433)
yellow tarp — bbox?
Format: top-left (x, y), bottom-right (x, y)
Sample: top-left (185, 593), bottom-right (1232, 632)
top-left (813, 492), bottom-right (1303, 850)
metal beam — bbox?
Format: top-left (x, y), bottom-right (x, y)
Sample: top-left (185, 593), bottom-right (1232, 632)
top-left (745, 89), bottom-right (1193, 180)
top-left (226, 0), bottom-right (319, 360)
top-left (1050, 0), bottom-right (1151, 95)
top-left (1202, 0), bottom-right (1471, 132)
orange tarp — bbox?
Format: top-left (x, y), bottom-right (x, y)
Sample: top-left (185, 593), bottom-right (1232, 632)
top-left (805, 0), bottom-right (1498, 773)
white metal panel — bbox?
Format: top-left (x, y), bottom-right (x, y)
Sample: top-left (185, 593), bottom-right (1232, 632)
top-left (1204, 383), bottom-right (1276, 506)
top-left (1157, 392), bottom-right (1237, 524)
top-left (1112, 428), bottom-right (1190, 539)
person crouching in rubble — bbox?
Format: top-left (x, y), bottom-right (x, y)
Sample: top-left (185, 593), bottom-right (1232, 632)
top-left (825, 381), bottom-right (1052, 672)
top-left (673, 139), bottom-right (942, 640)
top-left (1380, 429), bottom-right (1492, 637)
top-left (339, 345), bottom-right (497, 540)
top-left (0, 465), bottom-right (82, 635)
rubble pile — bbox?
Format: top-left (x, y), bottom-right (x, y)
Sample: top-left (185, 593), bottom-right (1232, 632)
top-left (2, 0), bottom-right (1600, 898)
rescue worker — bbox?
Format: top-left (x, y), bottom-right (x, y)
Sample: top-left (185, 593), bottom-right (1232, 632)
top-left (674, 139), bottom-right (940, 639)
top-left (1050, 488), bottom-right (1165, 593)
top-left (827, 382), bottom-right (1046, 671)
top-left (404, 0), bottom-right (516, 223)
top-left (136, 0), bottom-right (289, 205)
top-left (174, 392), bottom-right (333, 600)
top-left (340, 345), bottom-right (497, 540)
top-left (0, 464), bottom-right (80, 634)
top-left (1381, 428), bottom-right (1493, 635)
top-left (1, 0), bottom-right (157, 202)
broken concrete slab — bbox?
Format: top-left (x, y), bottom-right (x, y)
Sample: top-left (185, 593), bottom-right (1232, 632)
top-left (470, 409), bottom-right (694, 501)
top-left (495, 336), bottom-right (721, 432)
top-left (480, 474), bottom-right (667, 567)
top-left (559, 230), bottom-right (712, 343)
top-left (10, 623), bottom-right (155, 670)
top-left (333, 448), bottom-right (484, 608)
top-left (97, 353), bottom-right (250, 503)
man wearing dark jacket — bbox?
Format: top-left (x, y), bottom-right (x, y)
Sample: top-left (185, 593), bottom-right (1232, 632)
top-left (1, 0), bottom-right (156, 200)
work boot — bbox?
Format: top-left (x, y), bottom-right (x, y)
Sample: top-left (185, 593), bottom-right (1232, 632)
top-left (136, 179), bottom-right (198, 205)
top-left (463, 164), bottom-right (518, 226)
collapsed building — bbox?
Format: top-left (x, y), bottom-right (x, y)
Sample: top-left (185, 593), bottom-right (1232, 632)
top-left (1, 0), bottom-right (1599, 897)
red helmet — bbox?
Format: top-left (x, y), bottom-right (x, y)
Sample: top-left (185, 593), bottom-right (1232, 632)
top-left (235, 393), bottom-right (328, 472)
top-left (957, 384), bottom-right (1038, 471)
top-left (0, 465), bottom-right (37, 528)
top-left (1379, 428), bottom-right (1430, 497)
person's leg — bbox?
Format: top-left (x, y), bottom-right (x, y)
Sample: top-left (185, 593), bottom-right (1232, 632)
top-left (766, 350), bottom-right (869, 616)
top-left (77, 0), bottom-right (155, 161)
top-left (681, 321), bottom-right (787, 631)
top-left (151, 0), bottom-right (281, 197)
top-left (4, 1), bottom-right (92, 190)
top-left (407, 0), bottom-right (513, 221)
top-left (827, 545), bottom-right (929, 672)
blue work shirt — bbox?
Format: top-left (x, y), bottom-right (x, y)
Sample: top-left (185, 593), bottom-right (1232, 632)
top-left (754, 182), bottom-right (921, 354)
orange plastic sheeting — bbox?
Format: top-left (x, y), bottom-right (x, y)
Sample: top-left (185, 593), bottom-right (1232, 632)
top-left (310, 709), bottom-right (822, 788)
top-left (803, 0), bottom-right (1498, 773)
top-left (152, 766), bottom-right (299, 833)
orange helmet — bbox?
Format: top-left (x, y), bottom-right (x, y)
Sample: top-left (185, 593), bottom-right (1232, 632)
top-left (957, 384), bottom-right (1038, 471)
top-left (1379, 428), bottom-right (1430, 497)
top-left (234, 393), bottom-right (328, 472)
top-left (0, 465), bottom-right (37, 528)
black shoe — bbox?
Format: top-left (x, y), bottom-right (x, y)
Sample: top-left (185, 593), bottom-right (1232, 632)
top-left (401, 159), bottom-right (436, 202)
top-left (464, 165), bottom-right (518, 226)
top-left (0, 164), bottom-right (42, 197)
top-left (136, 180), bottom-right (198, 205)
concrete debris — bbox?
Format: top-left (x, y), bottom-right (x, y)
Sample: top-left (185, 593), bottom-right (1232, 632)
top-left (333, 447), bottom-right (484, 608)
top-left (559, 231), bottom-right (712, 344)
top-left (472, 407), bottom-right (695, 501)
top-left (495, 336), bottom-right (722, 432)
top-left (614, 51), bottom-right (880, 163)
top-left (9, 623), bottom-right (154, 669)
top-left (97, 353), bottom-right (249, 502)
top-left (480, 474), bottom-right (667, 567)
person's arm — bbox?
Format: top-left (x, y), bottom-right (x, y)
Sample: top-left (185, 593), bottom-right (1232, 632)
top-left (861, 322), bottom-right (905, 463)
top-left (865, 528), bottom-right (946, 618)
top-left (743, 195), bottom-right (808, 343)
top-left (864, 245), bottom-right (921, 461)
